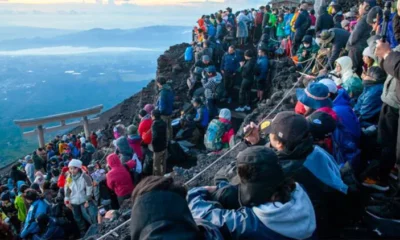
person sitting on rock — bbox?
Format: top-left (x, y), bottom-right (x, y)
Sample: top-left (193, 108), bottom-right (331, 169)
top-left (201, 66), bottom-right (223, 119)
top-left (130, 176), bottom-right (224, 240)
top-left (188, 147), bottom-right (317, 239)
top-left (191, 97), bottom-right (209, 134)
top-left (138, 109), bottom-right (152, 146)
top-left (204, 108), bottom-right (234, 152)
top-left (333, 56), bottom-right (363, 101)
top-left (188, 55), bottom-right (215, 98)
top-left (295, 35), bottom-right (319, 69)
top-left (296, 82), bottom-right (335, 118)
top-left (307, 111), bottom-right (337, 154)
top-left (33, 213), bottom-right (64, 240)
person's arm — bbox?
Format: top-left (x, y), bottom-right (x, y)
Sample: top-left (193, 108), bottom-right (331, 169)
top-left (82, 173), bottom-right (93, 202)
top-left (315, 16), bottom-right (321, 33)
top-left (383, 51), bottom-right (400, 80)
top-left (187, 187), bottom-right (257, 239)
top-left (348, 19), bottom-right (366, 46)
top-left (328, 44), bottom-right (340, 70)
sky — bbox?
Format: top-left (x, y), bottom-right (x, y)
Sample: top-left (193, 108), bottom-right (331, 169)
top-left (1, 0), bottom-right (225, 4)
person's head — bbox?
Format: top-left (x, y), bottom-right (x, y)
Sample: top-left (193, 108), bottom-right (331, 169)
top-left (366, 6), bottom-right (383, 27)
top-left (228, 45), bottom-right (236, 54)
top-left (258, 48), bottom-right (267, 57)
top-left (68, 159), bottom-right (82, 176)
top-left (360, 0), bottom-right (376, 15)
top-left (291, 6), bottom-right (296, 13)
top-left (156, 77), bottom-right (167, 88)
top-left (191, 97), bottom-right (202, 108)
top-left (319, 78), bottom-right (338, 100)
top-left (113, 124), bottom-right (126, 139)
top-left (139, 109), bottom-right (148, 120)
top-left (1, 191), bottom-right (10, 203)
top-left (262, 111), bottom-right (310, 152)
top-left (127, 124), bottom-right (138, 136)
top-left (25, 155), bottom-right (33, 163)
top-left (202, 55), bottom-right (210, 64)
top-left (131, 176), bottom-right (186, 202)
top-left (341, 20), bottom-right (351, 31)
top-left (19, 184), bottom-right (29, 195)
top-left (205, 65), bottom-right (217, 76)
top-left (219, 108), bottom-right (231, 121)
top-left (331, 4), bottom-right (341, 14)
top-left (300, 3), bottom-right (308, 11)
top-left (216, 16), bottom-right (222, 23)
top-left (278, 14), bottom-right (284, 22)
top-left (266, 5), bottom-right (271, 12)
top-left (319, 29), bottom-right (335, 45)
top-left (151, 109), bottom-right (161, 120)
top-left (42, 181), bottom-right (51, 191)
top-left (335, 56), bottom-right (353, 76)
top-left (362, 46), bottom-right (377, 67)
top-left (36, 213), bottom-right (50, 232)
top-left (51, 168), bottom-right (60, 178)
top-left (237, 146), bottom-right (295, 205)
top-left (244, 49), bottom-right (253, 60)
top-left (365, 66), bottom-right (387, 82)
top-left (296, 83), bottom-right (332, 113)
top-left (310, 9), bottom-right (315, 15)
top-left (302, 35), bottom-right (312, 48)
top-left (24, 189), bottom-right (39, 204)
top-left (307, 111), bottom-right (337, 143)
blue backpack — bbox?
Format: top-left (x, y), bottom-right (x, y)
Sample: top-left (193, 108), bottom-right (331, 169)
top-left (207, 24), bottom-right (216, 38)
top-left (332, 122), bottom-right (361, 172)
top-left (204, 120), bottom-right (226, 151)
top-left (185, 46), bottom-right (193, 62)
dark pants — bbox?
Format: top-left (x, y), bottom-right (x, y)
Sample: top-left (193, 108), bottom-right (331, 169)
top-left (254, 25), bottom-right (262, 43)
top-left (206, 98), bottom-right (217, 119)
top-left (378, 103), bottom-right (399, 183)
top-left (223, 73), bottom-right (236, 99)
top-left (348, 46), bottom-right (364, 77)
top-left (239, 78), bottom-right (253, 106)
top-left (71, 201), bottom-right (98, 234)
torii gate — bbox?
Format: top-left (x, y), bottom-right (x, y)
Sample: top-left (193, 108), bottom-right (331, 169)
top-left (14, 105), bottom-right (103, 148)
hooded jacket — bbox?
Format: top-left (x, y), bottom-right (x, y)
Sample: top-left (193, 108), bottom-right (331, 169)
top-left (326, 28), bottom-right (350, 69)
top-left (202, 72), bottom-right (222, 99)
top-left (128, 135), bottom-right (144, 160)
top-left (188, 183), bottom-right (316, 240)
top-left (64, 171), bottom-right (93, 205)
top-left (151, 118), bottom-right (167, 152)
top-left (347, 14), bottom-right (372, 49)
top-left (116, 136), bottom-right (133, 162)
top-left (382, 45), bottom-right (400, 106)
top-left (194, 104), bottom-right (209, 128)
top-left (33, 217), bottom-right (64, 240)
top-left (316, 6), bottom-right (334, 34)
top-left (335, 57), bottom-right (363, 98)
top-left (333, 89), bottom-right (362, 139)
top-left (130, 191), bottom-right (223, 240)
top-left (156, 84), bottom-right (174, 116)
top-left (20, 199), bottom-right (49, 238)
top-left (138, 115), bottom-right (152, 145)
top-left (237, 12), bottom-right (250, 38)
top-left (106, 154), bottom-right (134, 197)
top-left (241, 57), bottom-right (257, 81)
top-left (256, 56), bottom-right (269, 82)
top-left (221, 52), bottom-right (241, 73)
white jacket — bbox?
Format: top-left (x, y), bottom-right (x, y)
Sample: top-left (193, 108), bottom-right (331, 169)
top-left (64, 172), bottom-right (93, 205)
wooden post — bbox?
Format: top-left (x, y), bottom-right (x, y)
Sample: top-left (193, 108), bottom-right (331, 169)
top-left (37, 125), bottom-right (45, 148)
top-left (83, 116), bottom-right (90, 138)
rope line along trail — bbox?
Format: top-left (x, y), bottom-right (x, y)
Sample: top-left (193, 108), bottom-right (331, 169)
top-left (96, 57), bottom-right (315, 240)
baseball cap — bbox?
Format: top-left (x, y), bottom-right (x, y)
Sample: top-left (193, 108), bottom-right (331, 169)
top-left (307, 111), bottom-right (337, 140)
top-left (260, 111), bottom-right (309, 142)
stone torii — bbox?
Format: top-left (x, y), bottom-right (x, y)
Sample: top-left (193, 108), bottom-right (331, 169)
top-left (14, 105), bottom-right (103, 148)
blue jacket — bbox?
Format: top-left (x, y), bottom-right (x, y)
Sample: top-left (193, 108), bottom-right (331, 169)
top-left (388, 14), bottom-right (398, 49)
top-left (207, 24), bottom-right (216, 38)
top-left (184, 46), bottom-right (193, 62)
top-left (333, 89), bottom-right (361, 140)
top-left (354, 82), bottom-right (383, 127)
top-left (157, 84), bottom-right (174, 116)
top-left (221, 52), bottom-right (241, 73)
top-left (188, 183), bottom-right (317, 240)
top-left (216, 22), bottom-right (226, 40)
top-left (256, 56), bottom-right (269, 82)
top-left (194, 105), bottom-right (209, 128)
top-left (68, 142), bottom-right (80, 158)
top-left (32, 217), bottom-right (64, 240)
top-left (21, 199), bottom-right (49, 238)
top-left (284, 13), bottom-right (293, 36)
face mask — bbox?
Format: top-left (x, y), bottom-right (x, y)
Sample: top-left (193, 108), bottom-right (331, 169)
top-left (304, 44), bottom-right (310, 48)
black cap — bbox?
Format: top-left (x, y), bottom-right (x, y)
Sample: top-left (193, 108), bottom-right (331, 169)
top-left (152, 109), bottom-right (161, 119)
top-left (261, 111), bottom-right (309, 142)
top-left (139, 109), bottom-right (147, 118)
top-left (237, 146), bottom-right (279, 166)
top-left (307, 111), bottom-right (337, 140)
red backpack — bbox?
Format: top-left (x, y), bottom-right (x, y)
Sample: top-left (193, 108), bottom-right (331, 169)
top-left (256, 12), bottom-right (264, 25)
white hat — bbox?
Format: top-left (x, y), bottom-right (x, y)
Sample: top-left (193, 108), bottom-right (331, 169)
top-left (219, 108), bottom-right (231, 121)
top-left (362, 47), bottom-right (377, 62)
top-left (319, 79), bottom-right (338, 94)
top-left (25, 155), bottom-right (32, 161)
top-left (68, 159), bottom-right (82, 169)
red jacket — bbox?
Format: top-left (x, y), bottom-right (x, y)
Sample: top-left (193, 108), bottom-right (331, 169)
top-left (90, 133), bottom-right (98, 148)
top-left (106, 154), bottom-right (134, 197)
top-left (57, 167), bottom-right (69, 188)
top-left (220, 118), bottom-right (235, 144)
top-left (138, 117), bottom-right (153, 145)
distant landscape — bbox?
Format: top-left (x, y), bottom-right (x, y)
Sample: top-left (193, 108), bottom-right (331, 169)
top-left (0, 25), bottom-right (191, 166)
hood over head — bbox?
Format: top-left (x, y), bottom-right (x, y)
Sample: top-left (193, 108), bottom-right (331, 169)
top-left (106, 153), bottom-right (123, 169)
top-left (253, 183), bottom-right (316, 240)
top-left (130, 191), bottom-right (200, 240)
top-left (335, 56), bottom-right (354, 82)
top-left (116, 136), bottom-right (133, 157)
top-left (333, 88), bottom-right (351, 106)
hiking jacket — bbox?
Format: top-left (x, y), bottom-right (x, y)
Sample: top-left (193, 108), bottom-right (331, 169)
top-left (32, 217), bottom-right (64, 240)
top-left (284, 13), bottom-right (294, 36)
top-left (68, 142), bottom-right (80, 158)
top-left (33, 154), bottom-right (44, 171)
top-left (241, 57), bottom-right (257, 81)
top-left (194, 104), bottom-right (209, 128)
top-left (202, 73), bottom-right (222, 99)
top-left (25, 163), bottom-right (35, 183)
top-left (156, 84), bottom-right (174, 116)
top-left (354, 81), bottom-right (384, 127)
top-left (15, 194), bottom-right (27, 222)
top-left (296, 43), bottom-right (319, 62)
top-left (336, 56), bottom-right (363, 98)
top-left (294, 10), bottom-right (311, 41)
top-left (382, 46), bottom-right (400, 103)
top-left (138, 115), bottom-right (153, 145)
top-left (276, 22), bottom-right (286, 37)
top-left (191, 60), bottom-right (215, 74)
top-left (151, 119), bottom-right (167, 152)
top-left (221, 52), bottom-right (240, 73)
top-left (64, 172), bottom-right (93, 205)
top-left (184, 46), bottom-right (193, 62)
top-left (131, 191), bottom-right (224, 240)
top-left (116, 136), bottom-right (133, 162)
top-left (20, 199), bottom-right (49, 238)
top-left (262, 12), bottom-right (270, 29)
top-left (237, 13), bottom-right (250, 38)
top-left (128, 135), bottom-right (144, 160)
top-left (188, 183), bottom-right (317, 240)
top-left (333, 12), bottom-right (344, 29)
top-left (326, 28), bottom-right (350, 69)
top-left (220, 118), bottom-right (234, 145)
top-left (207, 24), bottom-right (216, 38)
top-left (256, 56), bottom-right (269, 82)
top-left (106, 154), bottom-right (134, 197)
top-left (216, 22), bottom-right (226, 40)
top-left (333, 89), bottom-right (362, 139)
top-left (347, 15), bottom-right (371, 50)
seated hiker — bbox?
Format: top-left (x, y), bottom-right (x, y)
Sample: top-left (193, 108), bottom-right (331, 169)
top-left (361, 46), bottom-right (378, 79)
top-left (295, 35), bottom-right (319, 68)
top-left (296, 82), bottom-right (335, 118)
top-left (188, 147), bottom-right (317, 240)
top-left (204, 109), bottom-right (234, 152)
top-left (307, 111), bottom-right (337, 154)
top-left (192, 97), bottom-right (209, 133)
top-left (334, 56), bottom-right (363, 101)
top-left (201, 66), bottom-right (223, 119)
top-left (175, 115), bottom-right (201, 151)
top-left (138, 109), bottom-right (152, 146)
top-left (32, 213), bottom-right (64, 240)
top-left (130, 176), bottom-right (224, 240)
top-left (127, 125), bottom-right (144, 161)
top-left (354, 66), bottom-right (386, 128)
top-left (115, 136), bottom-right (134, 163)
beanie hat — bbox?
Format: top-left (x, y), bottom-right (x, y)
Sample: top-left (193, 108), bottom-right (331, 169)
top-left (219, 108), bottom-right (231, 121)
top-left (362, 46), bottom-right (377, 62)
top-left (144, 104), bottom-right (155, 114)
top-left (1, 191), bottom-right (10, 201)
top-left (202, 55), bottom-right (210, 62)
top-left (367, 6), bottom-right (382, 25)
top-left (25, 155), bottom-right (32, 162)
top-left (152, 109), bottom-right (161, 119)
top-left (68, 159), bottom-right (82, 169)
top-left (319, 79), bottom-right (338, 94)
top-left (128, 125), bottom-right (138, 135)
top-left (139, 109), bottom-right (148, 118)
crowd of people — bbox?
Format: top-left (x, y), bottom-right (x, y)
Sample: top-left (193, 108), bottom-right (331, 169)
top-left (1, 0), bottom-right (400, 239)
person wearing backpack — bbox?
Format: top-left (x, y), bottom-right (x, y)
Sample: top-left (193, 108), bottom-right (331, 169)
top-left (106, 153), bottom-right (135, 206)
top-left (204, 109), bottom-right (234, 152)
top-left (33, 213), bottom-right (64, 240)
top-left (202, 66), bottom-right (223, 119)
top-left (64, 159), bottom-right (97, 237)
top-left (192, 97), bottom-right (209, 135)
top-left (20, 189), bottom-right (50, 239)
top-left (138, 109), bottom-right (153, 146)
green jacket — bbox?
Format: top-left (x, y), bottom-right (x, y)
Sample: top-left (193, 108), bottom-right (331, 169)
top-left (296, 43), bottom-right (320, 62)
top-left (262, 12), bottom-right (270, 29)
top-left (15, 195), bottom-right (27, 222)
top-left (269, 14), bottom-right (277, 27)
top-left (276, 22), bottom-right (285, 37)
top-left (342, 76), bottom-right (364, 99)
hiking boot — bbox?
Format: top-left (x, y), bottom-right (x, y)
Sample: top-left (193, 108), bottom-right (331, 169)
top-left (362, 177), bottom-right (390, 192)
top-left (235, 107), bottom-right (245, 112)
top-left (366, 201), bottom-right (400, 222)
top-left (244, 106), bottom-right (251, 111)
top-left (390, 167), bottom-right (398, 180)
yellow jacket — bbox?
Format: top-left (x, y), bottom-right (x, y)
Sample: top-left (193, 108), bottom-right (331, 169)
top-left (290, 12), bottom-right (299, 32)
